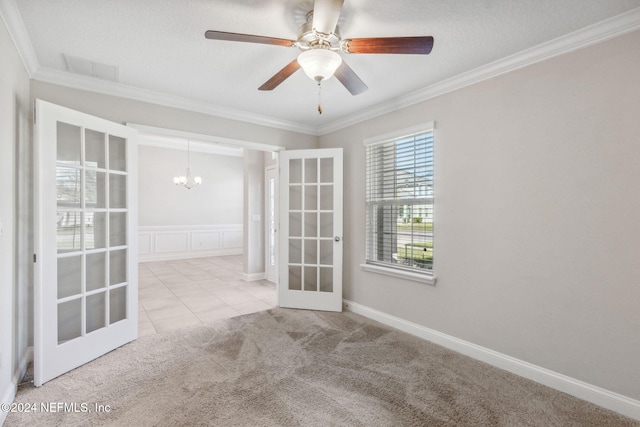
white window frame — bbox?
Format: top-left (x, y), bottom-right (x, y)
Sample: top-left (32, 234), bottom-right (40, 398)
top-left (360, 122), bottom-right (436, 285)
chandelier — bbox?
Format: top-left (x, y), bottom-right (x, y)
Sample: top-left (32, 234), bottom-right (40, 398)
top-left (173, 140), bottom-right (202, 189)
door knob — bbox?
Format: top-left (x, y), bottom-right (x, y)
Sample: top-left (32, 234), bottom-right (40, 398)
top-left (334, 236), bottom-right (341, 242)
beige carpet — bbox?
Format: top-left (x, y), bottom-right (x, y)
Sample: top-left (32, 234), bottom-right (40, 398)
top-left (6, 308), bottom-right (638, 426)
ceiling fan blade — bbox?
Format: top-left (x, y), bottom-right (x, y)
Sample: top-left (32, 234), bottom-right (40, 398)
top-left (343, 36), bottom-right (434, 54)
top-left (312, 0), bottom-right (344, 35)
top-left (205, 30), bottom-right (295, 47)
top-left (258, 59), bottom-right (301, 91)
top-left (334, 61), bottom-right (368, 96)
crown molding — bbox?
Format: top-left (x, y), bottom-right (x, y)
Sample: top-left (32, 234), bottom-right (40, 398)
top-left (317, 7), bottom-right (640, 135)
top-left (1, 0), bottom-right (313, 136)
top-left (0, 0), bottom-right (39, 75)
top-left (32, 67), bottom-right (318, 136)
top-left (4, 0), bottom-right (639, 138)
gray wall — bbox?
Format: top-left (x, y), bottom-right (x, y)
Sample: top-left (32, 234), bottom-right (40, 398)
top-left (30, 80), bottom-right (318, 151)
top-left (138, 144), bottom-right (243, 226)
top-left (319, 29), bottom-right (640, 400)
top-left (0, 18), bottom-right (31, 415)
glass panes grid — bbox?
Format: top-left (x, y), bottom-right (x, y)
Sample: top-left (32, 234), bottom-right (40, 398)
top-left (288, 157), bottom-right (334, 293)
top-left (365, 131), bottom-right (434, 273)
top-left (56, 122), bottom-right (129, 344)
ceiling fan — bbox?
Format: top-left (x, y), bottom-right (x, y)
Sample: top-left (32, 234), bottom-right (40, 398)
top-left (204, 0), bottom-right (434, 100)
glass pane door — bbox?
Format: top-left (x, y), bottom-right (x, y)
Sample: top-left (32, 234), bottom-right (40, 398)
top-left (56, 126), bottom-right (130, 343)
top-left (279, 149), bottom-right (343, 312)
top-left (35, 99), bottom-right (138, 386)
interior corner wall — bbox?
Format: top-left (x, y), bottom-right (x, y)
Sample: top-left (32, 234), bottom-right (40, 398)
top-left (319, 29), bottom-right (640, 401)
top-left (0, 16), bottom-right (31, 421)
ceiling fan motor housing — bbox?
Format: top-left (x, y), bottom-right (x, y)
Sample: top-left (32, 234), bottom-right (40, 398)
top-left (298, 15), bottom-right (342, 51)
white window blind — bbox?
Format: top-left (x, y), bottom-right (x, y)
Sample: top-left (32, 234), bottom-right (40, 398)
top-left (365, 127), bottom-right (433, 274)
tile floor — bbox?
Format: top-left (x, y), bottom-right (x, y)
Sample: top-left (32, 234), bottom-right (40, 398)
top-left (138, 255), bottom-right (276, 336)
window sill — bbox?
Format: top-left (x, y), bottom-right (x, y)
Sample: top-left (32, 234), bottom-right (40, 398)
top-left (360, 263), bottom-right (437, 285)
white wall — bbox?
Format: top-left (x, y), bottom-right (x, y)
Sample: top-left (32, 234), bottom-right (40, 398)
top-left (138, 144), bottom-right (243, 226)
top-left (319, 30), bottom-right (640, 401)
top-left (243, 149), bottom-right (266, 279)
top-left (137, 143), bottom-right (244, 261)
top-left (0, 17), bottom-right (31, 424)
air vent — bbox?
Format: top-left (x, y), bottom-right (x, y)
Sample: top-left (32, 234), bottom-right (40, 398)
top-left (63, 54), bottom-right (119, 82)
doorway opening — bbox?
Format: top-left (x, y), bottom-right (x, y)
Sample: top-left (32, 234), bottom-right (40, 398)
top-left (129, 124), bottom-right (284, 335)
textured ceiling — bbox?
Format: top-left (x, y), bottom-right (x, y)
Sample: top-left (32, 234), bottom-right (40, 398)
top-left (10, 0), bottom-right (640, 133)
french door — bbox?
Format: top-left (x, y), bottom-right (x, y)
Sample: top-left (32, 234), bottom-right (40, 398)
top-left (34, 100), bottom-right (138, 386)
top-left (278, 149), bottom-right (343, 312)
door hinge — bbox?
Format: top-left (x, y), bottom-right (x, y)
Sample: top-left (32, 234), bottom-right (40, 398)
top-left (33, 254), bottom-right (37, 263)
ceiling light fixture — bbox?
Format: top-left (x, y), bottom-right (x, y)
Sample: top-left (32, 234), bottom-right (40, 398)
top-left (173, 140), bottom-right (202, 189)
top-left (297, 48), bottom-right (342, 82)
top-left (297, 47), bottom-right (343, 114)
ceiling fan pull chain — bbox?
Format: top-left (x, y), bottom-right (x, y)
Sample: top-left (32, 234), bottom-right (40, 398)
top-left (317, 81), bottom-right (323, 115)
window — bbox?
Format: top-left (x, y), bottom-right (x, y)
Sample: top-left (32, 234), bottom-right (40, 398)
top-left (364, 123), bottom-right (434, 279)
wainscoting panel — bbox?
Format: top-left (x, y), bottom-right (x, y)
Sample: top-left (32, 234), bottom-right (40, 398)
top-left (222, 231), bottom-right (243, 249)
top-left (138, 233), bottom-right (152, 255)
top-left (155, 232), bottom-right (189, 253)
top-left (191, 231), bottom-right (220, 251)
top-left (138, 225), bottom-right (242, 262)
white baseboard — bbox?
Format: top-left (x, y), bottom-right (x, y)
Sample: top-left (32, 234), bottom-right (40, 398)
top-left (343, 299), bottom-right (640, 421)
top-left (1, 347), bottom-right (32, 425)
top-left (240, 272), bottom-right (266, 282)
top-left (139, 248), bottom-right (242, 263)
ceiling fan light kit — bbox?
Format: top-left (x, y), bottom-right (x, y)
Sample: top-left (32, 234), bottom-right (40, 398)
top-left (297, 49), bottom-right (342, 82)
top-left (204, 0), bottom-right (434, 111)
